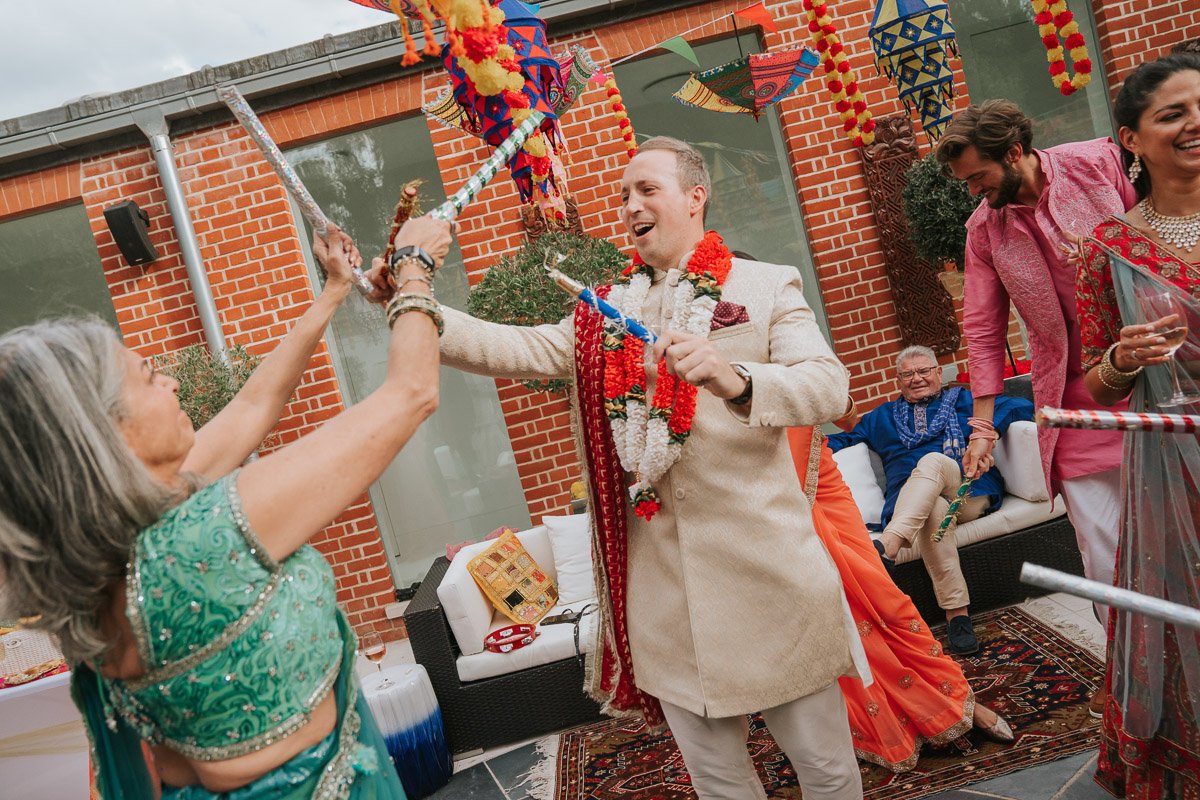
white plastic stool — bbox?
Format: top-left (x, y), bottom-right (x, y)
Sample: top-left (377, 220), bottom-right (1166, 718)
top-left (361, 664), bottom-right (451, 799)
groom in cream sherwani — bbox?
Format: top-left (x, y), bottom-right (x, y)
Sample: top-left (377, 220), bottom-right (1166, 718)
top-left (382, 137), bottom-right (867, 800)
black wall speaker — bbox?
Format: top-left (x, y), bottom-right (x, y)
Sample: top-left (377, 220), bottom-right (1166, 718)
top-left (103, 201), bottom-right (159, 266)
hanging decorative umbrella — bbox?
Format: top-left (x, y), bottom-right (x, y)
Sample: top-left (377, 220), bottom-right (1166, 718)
top-left (352, 0), bottom-right (572, 218)
top-left (425, 45), bottom-right (597, 137)
top-left (869, 0), bottom-right (960, 139)
top-left (672, 47), bottom-right (821, 119)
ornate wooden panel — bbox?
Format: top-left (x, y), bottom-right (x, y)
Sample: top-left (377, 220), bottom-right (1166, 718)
top-left (521, 196), bottom-right (584, 242)
top-left (859, 113), bottom-right (960, 355)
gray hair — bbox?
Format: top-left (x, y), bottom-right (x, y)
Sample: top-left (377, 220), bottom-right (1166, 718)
top-left (637, 136), bottom-right (712, 221)
top-left (895, 345), bottom-right (939, 372)
top-left (0, 318), bottom-right (180, 663)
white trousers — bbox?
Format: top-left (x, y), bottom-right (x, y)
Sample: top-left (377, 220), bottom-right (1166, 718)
top-left (1058, 467), bottom-right (1122, 621)
top-left (659, 682), bottom-right (862, 800)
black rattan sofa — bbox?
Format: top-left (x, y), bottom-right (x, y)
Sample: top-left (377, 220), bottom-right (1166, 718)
top-left (404, 557), bottom-right (604, 755)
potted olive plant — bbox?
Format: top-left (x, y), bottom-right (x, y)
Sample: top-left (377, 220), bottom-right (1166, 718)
top-left (467, 231), bottom-right (627, 393)
top-left (156, 344), bottom-right (260, 430)
top-left (901, 153), bottom-right (978, 296)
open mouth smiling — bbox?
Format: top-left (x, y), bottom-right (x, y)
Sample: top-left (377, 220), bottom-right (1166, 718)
top-left (632, 221), bottom-right (655, 237)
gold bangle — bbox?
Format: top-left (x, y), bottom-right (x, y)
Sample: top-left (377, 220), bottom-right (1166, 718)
top-left (386, 292), bottom-right (444, 335)
top-left (1094, 343), bottom-right (1140, 392)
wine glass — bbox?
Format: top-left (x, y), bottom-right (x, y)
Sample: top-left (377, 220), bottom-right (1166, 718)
top-left (361, 631), bottom-right (386, 673)
top-left (1135, 283), bottom-right (1200, 408)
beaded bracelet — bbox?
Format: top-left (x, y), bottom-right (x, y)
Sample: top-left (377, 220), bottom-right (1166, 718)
top-left (1095, 343), bottom-right (1141, 392)
top-left (398, 276), bottom-right (434, 293)
top-left (386, 292), bottom-right (444, 336)
top-left (389, 252), bottom-right (436, 285)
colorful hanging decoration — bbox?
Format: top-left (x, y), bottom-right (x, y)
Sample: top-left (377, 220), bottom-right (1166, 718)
top-left (801, 0), bottom-right (876, 147)
top-left (1030, 0), bottom-right (1092, 96)
top-left (869, 0), bottom-right (959, 139)
top-left (672, 47), bottom-right (820, 119)
top-left (604, 75), bottom-right (638, 160)
top-left (354, 0), bottom-right (575, 218)
top-left (424, 45), bottom-right (597, 135)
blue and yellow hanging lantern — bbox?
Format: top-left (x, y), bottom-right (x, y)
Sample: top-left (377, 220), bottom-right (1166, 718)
top-left (869, 0), bottom-right (959, 139)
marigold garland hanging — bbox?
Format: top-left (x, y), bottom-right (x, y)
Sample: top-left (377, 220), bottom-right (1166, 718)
top-left (801, 0), bottom-right (876, 147)
top-left (1030, 0), bottom-right (1092, 96)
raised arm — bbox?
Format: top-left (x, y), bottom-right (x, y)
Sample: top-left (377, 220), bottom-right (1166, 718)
top-left (235, 217), bottom-right (452, 563)
top-left (183, 226), bottom-right (361, 479)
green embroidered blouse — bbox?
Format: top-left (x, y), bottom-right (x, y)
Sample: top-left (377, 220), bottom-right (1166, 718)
top-left (105, 471), bottom-right (345, 760)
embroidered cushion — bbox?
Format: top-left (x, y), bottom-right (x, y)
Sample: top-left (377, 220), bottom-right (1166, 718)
top-left (467, 531), bottom-right (558, 625)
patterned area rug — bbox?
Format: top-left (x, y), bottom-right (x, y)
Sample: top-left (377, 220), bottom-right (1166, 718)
top-left (539, 607), bottom-right (1103, 799)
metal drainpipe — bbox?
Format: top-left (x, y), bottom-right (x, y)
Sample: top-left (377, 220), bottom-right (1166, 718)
top-left (133, 108), bottom-right (227, 360)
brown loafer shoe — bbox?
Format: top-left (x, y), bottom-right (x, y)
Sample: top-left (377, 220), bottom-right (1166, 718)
top-left (1088, 686), bottom-right (1106, 719)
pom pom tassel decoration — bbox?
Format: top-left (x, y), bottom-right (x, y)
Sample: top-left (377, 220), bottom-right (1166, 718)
top-left (1031, 0), bottom-right (1092, 96)
top-left (801, 0), bottom-right (875, 147)
top-left (604, 75), bottom-right (639, 159)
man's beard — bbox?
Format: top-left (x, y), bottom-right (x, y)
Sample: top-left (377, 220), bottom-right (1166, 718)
top-left (988, 163), bottom-right (1024, 209)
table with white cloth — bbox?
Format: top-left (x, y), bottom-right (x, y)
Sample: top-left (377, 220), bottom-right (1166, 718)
top-left (0, 629), bottom-right (89, 799)
top-left (360, 664), bottom-right (452, 799)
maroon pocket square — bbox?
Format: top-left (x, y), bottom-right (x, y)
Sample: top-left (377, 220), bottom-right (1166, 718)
top-left (710, 301), bottom-right (750, 330)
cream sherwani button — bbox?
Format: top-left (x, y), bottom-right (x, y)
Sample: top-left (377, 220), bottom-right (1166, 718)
top-left (675, 488), bottom-right (686, 500)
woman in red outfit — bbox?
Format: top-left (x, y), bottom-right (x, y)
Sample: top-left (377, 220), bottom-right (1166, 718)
top-left (1075, 52), bottom-right (1200, 800)
top-left (788, 426), bottom-right (1011, 771)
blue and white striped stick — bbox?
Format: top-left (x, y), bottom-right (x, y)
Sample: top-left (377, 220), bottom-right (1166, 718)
top-left (545, 262), bottom-right (657, 345)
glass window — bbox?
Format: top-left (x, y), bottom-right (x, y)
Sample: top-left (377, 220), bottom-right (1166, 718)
top-left (615, 33), bottom-right (829, 332)
top-left (950, 0), bottom-right (1113, 146)
top-left (288, 116), bottom-right (531, 587)
top-left (0, 204), bottom-right (117, 335)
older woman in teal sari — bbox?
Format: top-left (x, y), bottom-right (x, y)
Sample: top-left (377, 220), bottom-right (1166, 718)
top-left (0, 217), bottom-right (451, 799)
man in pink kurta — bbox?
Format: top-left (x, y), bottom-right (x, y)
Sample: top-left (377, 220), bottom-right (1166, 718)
top-left (936, 101), bottom-right (1135, 717)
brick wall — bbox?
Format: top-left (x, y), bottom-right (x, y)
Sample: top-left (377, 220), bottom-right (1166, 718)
top-left (3, 0), bottom-right (1197, 640)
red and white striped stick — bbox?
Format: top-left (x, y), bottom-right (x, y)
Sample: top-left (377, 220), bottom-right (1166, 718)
top-left (1036, 406), bottom-right (1200, 433)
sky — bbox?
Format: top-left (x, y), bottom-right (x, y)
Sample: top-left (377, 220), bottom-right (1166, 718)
top-left (0, 0), bottom-right (390, 122)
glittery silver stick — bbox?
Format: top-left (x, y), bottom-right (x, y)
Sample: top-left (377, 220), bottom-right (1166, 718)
top-left (430, 111), bottom-right (546, 221)
top-left (1020, 563), bottom-right (1200, 631)
top-left (216, 84), bottom-right (373, 295)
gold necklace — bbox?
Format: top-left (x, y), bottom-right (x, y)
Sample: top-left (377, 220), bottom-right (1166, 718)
top-left (1140, 196), bottom-right (1200, 252)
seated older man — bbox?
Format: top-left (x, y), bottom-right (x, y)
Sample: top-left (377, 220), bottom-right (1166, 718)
top-left (828, 346), bottom-right (1033, 654)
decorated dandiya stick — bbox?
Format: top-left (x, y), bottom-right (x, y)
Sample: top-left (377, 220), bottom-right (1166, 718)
top-left (215, 84), bottom-right (374, 295)
top-left (382, 180), bottom-right (424, 265)
top-left (1036, 406), bottom-right (1200, 433)
top-left (545, 261), bottom-right (657, 346)
top-left (429, 111), bottom-right (547, 222)
top-left (933, 476), bottom-right (974, 543)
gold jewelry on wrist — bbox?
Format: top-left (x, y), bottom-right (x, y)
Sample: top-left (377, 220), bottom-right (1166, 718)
top-left (386, 292), bottom-right (444, 335)
top-left (1095, 343), bottom-right (1141, 392)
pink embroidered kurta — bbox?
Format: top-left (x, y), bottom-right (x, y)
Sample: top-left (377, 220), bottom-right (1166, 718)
top-left (962, 138), bottom-right (1136, 486)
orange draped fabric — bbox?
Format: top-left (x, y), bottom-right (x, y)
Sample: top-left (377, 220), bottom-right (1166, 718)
top-left (788, 426), bottom-right (974, 771)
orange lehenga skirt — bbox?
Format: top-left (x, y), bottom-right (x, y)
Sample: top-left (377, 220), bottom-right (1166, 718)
top-left (789, 426), bottom-right (975, 772)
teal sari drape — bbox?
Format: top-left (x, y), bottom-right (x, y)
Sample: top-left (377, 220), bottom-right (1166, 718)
top-left (75, 616), bottom-right (408, 800)
top-left (1096, 239), bottom-right (1200, 741)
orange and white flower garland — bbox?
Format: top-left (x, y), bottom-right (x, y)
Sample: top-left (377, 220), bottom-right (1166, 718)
top-left (802, 0), bottom-right (875, 147)
top-left (603, 232), bottom-right (733, 520)
top-left (1030, 0), bottom-right (1092, 96)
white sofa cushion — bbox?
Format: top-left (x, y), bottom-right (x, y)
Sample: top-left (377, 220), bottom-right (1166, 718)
top-left (892, 493), bottom-right (1066, 564)
top-left (831, 443), bottom-right (887, 527)
top-left (456, 599), bottom-right (597, 682)
top-left (993, 420), bottom-right (1050, 503)
top-left (543, 514), bottom-right (595, 605)
top-left (438, 527), bottom-right (556, 656)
